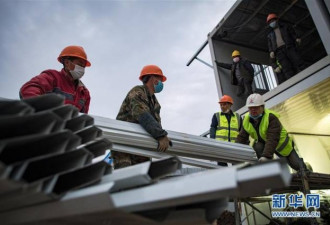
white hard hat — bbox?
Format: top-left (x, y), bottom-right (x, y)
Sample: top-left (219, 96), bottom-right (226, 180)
top-left (246, 93), bottom-right (265, 107)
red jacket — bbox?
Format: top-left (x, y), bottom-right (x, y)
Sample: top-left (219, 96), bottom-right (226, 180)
top-left (20, 69), bottom-right (90, 113)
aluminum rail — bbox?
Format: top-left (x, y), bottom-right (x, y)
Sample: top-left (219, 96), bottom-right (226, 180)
top-left (111, 143), bottom-right (220, 169)
top-left (93, 116), bottom-right (257, 164)
top-left (0, 160), bottom-right (291, 225)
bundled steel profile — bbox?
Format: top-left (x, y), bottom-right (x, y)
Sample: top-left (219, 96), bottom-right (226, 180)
top-left (0, 160), bottom-right (291, 225)
top-left (0, 96), bottom-right (293, 225)
top-left (93, 115), bottom-right (257, 164)
top-left (0, 160), bottom-right (110, 212)
top-left (65, 114), bottom-right (94, 132)
top-left (81, 138), bottom-right (112, 157)
top-left (0, 95), bottom-right (112, 214)
top-left (0, 100), bottom-right (34, 116)
top-left (100, 157), bottom-right (181, 193)
top-left (22, 94), bottom-right (65, 112)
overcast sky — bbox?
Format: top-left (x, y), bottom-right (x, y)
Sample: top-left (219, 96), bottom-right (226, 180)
top-left (0, 0), bottom-right (235, 135)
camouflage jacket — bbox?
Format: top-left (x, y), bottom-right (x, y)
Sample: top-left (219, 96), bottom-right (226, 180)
top-left (113, 85), bottom-right (164, 169)
top-left (116, 85), bottom-right (162, 124)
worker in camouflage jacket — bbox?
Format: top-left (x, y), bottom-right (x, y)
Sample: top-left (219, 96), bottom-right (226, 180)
top-left (113, 65), bottom-right (171, 169)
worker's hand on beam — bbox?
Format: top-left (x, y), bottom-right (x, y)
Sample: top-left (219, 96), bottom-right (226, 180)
top-left (258, 157), bottom-right (271, 162)
top-left (270, 52), bottom-right (275, 59)
top-left (274, 67), bottom-right (281, 73)
top-left (157, 135), bottom-right (171, 152)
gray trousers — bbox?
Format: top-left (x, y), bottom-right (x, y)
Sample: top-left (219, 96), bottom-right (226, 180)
top-left (253, 142), bottom-right (304, 171)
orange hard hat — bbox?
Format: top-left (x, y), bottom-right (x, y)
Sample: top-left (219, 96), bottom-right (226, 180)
top-left (57, 45), bottom-right (91, 67)
top-left (139, 65), bottom-right (167, 82)
top-left (267, 13), bottom-right (278, 24)
top-left (219, 95), bottom-right (234, 104)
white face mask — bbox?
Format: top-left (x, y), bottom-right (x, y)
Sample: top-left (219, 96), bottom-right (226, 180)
top-left (70, 63), bottom-right (85, 80)
top-left (269, 21), bottom-right (276, 28)
top-left (233, 57), bottom-right (240, 63)
top-left (223, 109), bottom-right (230, 113)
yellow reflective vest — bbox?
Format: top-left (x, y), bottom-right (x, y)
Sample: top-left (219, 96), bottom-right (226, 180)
top-left (242, 109), bottom-right (292, 156)
top-left (215, 112), bottom-right (240, 142)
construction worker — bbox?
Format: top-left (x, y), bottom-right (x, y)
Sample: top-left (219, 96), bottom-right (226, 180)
top-left (267, 13), bottom-right (306, 82)
top-left (20, 45), bottom-right (91, 113)
top-left (113, 65), bottom-right (171, 169)
top-left (236, 93), bottom-right (305, 171)
top-left (215, 50), bottom-right (254, 97)
top-left (210, 95), bottom-right (242, 166)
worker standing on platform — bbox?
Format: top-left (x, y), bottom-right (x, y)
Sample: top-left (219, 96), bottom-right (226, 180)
top-left (113, 65), bottom-right (171, 169)
top-left (236, 93), bottom-right (305, 171)
top-left (20, 45), bottom-right (91, 113)
top-left (215, 50), bottom-right (254, 97)
top-left (210, 95), bottom-right (242, 166)
top-left (267, 13), bottom-right (306, 82)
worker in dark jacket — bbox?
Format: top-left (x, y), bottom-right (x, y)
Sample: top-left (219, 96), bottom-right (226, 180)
top-left (216, 50), bottom-right (254, 97)
top-left (210, 95), bottom-right (242, 166)
top-left (267, 13), bottom-right (305, 82)
top-left (113, 65), bottom-right (171, 169)
top-left (20, 46), bottom-right (91, 113)
top-left (236, 93), bottom-right (306, 171)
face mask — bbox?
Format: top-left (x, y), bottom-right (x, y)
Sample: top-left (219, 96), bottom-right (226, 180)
top-left (269, 21), bottom-right (276, 28)
top-left (223, 109), bottom-right (230, 113)
top-left (154, 80), bottom-right (164, 93)
top-left (70, 62), bottom-right (85, 80)
top-left (233, 57), bottom-right (240, 63)
top-left (249, 114), bottom-right (262, 120)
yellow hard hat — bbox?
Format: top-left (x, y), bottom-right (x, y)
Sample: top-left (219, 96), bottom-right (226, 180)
top-left (232, 50), bottom-right (240, 57)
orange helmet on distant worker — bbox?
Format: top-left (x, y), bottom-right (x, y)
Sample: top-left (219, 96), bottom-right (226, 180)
top-left (139, 65), bottom-right (167, 82)
top-left (219, 95), bottom-right (234, 104)
top-left (266, 13), bottom-right (278, 24)
top-left (57, 45), bottom-right (91, 67)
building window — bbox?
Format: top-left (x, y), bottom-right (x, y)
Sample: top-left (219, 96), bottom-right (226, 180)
top-left (252, 63), bottom-right (278, 92)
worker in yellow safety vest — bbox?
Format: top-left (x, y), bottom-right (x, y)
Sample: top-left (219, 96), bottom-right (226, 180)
top-left (236, 93), bottom-right (306, 171)
top-left (210, 95), bottom-right (242, 166)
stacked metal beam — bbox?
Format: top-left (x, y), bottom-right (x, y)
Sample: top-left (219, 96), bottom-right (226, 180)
top-left (0, 94), bottom-right (112, 212)
top-left (0, 159), bottom-right (291, 225)
top-left (0, 95), bottom-right (292, 225)
top-left (93, 115), bottom-right (257, 164)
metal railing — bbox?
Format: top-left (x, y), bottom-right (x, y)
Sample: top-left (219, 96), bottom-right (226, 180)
top-left (252, 63), bottom-right (278, 92)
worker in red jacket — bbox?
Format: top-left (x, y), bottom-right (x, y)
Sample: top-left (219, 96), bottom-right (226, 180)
top-left (20, 45), bottom-right (91, 113)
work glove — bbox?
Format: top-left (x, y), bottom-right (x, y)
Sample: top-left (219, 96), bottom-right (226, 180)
top-left (296, 38), bottom-right (301, 46)
top-left (274, 67), bottom-right (281, 73)
top-left (259, 157), bottom-right (271, 162)
top-left (157, 135), bottom-right (171, 152)
top-left (270, 52), bottom-right (275, 59)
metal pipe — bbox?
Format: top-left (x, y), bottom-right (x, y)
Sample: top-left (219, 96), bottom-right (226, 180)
top-left (186, 40), bottom-right (208, 66)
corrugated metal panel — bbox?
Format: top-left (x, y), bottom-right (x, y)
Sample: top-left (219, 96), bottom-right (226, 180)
top-left (271, 77), bottom-right (330, 135)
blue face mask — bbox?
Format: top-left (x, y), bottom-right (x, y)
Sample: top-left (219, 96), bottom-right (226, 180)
top-left (154, 80), bottom-right (163, 93)
top-left (249, 114), bottom-right (262, 120)
top-left (269, 21), bottom-right (276, 28)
